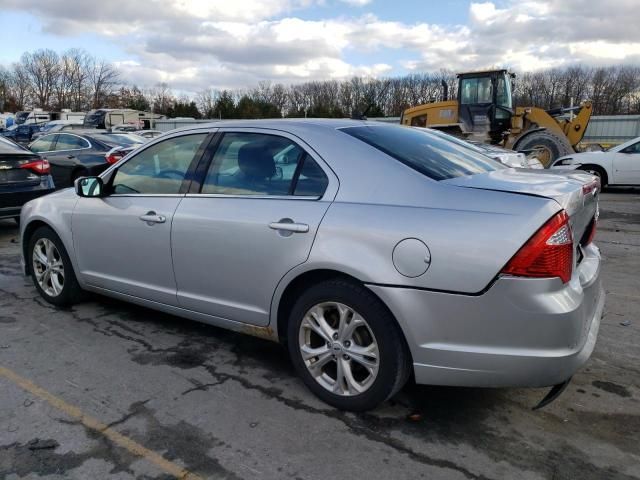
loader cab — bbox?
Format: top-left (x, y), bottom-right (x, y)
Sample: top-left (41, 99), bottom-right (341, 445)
top-left (457, 70), bottom-right (514, 143)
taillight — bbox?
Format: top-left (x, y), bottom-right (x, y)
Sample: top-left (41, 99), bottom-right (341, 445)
top-left (105, 153), bottom-right (123, 165)
top-left (20, 158), bottom-right (50, 175)
top-left (501, 211), bottom-right (573, 283)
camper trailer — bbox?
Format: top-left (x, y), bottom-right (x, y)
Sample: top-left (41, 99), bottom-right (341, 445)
top-left (24, 110), bottom-right (86, 124)
top-left (83, 109), bottom-right (165, 130)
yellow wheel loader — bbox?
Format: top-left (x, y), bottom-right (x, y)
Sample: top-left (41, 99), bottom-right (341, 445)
top-left (400, 69), bottom-right (592, 166)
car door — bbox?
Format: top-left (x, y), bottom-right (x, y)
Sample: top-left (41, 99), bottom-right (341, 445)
top-left (613, 141), bottom-right (640, 184)
top-left (41, 133), bottom-right (93, 188)
top-left (71, 132), bottom-right (212, 305)
top-left (171, 130), bottom-right (338, 326)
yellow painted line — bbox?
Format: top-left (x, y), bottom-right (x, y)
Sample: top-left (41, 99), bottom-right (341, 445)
top-left (0, 365), bottom-right (203, 480)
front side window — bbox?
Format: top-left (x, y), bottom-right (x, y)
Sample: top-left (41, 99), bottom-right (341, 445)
top-left (55, 134), bottom-right (90, 151)
top-left (112, 134), bottom-right (207, 194)
top-left (341, 125), bottom-right (504, 181)
top-left (202, 132), bottom-right (327, 196)
top-left (30, 136), bottom-right (56, 153)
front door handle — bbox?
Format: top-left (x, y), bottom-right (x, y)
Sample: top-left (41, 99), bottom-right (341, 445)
top-left (140, 211), bottom-right (166, 224)
top-left (269, 221), bottom-right (309, 233)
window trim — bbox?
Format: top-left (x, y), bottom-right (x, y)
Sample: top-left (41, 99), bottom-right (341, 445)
top-left (192, 129), bottom-right (332, 200)
top-left (105, 131), bottom-right (215, 197)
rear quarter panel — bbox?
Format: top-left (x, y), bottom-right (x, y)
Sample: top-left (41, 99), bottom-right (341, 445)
top-left (306, 187), bottom-right (560, 293)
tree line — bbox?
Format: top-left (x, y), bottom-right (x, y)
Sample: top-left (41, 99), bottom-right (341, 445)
top-left (1, 48), bottom-right (639, 118)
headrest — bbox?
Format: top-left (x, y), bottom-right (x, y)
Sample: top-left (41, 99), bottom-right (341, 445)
top-left (237, 143), bottom-right (275, 179)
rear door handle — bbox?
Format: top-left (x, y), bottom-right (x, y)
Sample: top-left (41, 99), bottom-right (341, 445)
top-left (269, 221), bottom-right (309, 233)
top-left (140, 211), bottom-right (166, 224)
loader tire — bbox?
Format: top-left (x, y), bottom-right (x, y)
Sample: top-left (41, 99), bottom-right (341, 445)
top-left (515, 130), bottom-right (573, 168)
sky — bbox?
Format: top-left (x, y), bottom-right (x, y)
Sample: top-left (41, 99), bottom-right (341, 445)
top-left (1, 0), bottom-right (639, 94)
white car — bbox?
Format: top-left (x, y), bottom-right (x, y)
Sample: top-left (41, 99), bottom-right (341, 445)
top-left (550, 136), bottom-right (640, 186)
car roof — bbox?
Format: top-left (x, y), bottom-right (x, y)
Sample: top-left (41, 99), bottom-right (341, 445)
top-left (174, 118), bottom-right (391, 132)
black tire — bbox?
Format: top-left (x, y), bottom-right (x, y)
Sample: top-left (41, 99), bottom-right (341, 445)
top-left (27, 226), bottom-right (84, 307)
top-left (287, 279), bottom-right (411, 411)
top-left (578, 165), bottom-right (608, 187)
top-left (515, 130), bottom-right (573, 167)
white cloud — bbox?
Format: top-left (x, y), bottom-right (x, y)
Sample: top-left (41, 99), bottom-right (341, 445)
top-left (338, 0), bottom-right (372, 5)
top-left (0, 0), bottom-right (639, 92)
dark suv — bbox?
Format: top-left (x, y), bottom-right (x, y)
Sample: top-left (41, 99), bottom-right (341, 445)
top-left (0, 136), bottom-right (55, 222)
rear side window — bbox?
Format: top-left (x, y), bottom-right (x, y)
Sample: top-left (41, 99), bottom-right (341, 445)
top-left (202, 132), bottom-right (327, 197)
top-left (341, 125), bottom-right (504, 181)
top-left (29, 136), bottom-right (56, 153)
top-left (55, 134), bottom-right (90, 150)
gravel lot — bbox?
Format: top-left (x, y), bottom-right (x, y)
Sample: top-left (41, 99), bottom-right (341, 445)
top-left (1, 188), bottom-right (639, 480)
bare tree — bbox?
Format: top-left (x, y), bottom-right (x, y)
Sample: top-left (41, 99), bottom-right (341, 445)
top-left (21, 49), bottom-right (61, 109)
top-left (89, 58), bottom-right (119, 108)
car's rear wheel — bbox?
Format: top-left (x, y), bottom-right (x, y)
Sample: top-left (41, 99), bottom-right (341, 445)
top-left (28, 226), bottom-right (83, 306)
top-left (287, 279), bottom-right (411, 411)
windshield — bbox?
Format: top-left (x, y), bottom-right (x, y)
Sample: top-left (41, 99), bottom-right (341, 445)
top-left (96, 133), bottom-right (146, 146)
top-left (15, 112), bottom-right (29, 124)
top-left (341, 125), bottom-right (505, 181)
top-left (84, 110), bottom-right (106, 128)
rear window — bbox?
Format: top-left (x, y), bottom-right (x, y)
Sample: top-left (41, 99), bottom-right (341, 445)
top-left (95, 133), bottom-right (145, 147)
top-left (341, 125), bottom-right (504, 181)
top-left (0, 136), bottom-right (29, 154)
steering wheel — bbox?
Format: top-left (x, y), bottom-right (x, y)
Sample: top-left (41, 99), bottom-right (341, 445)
top-left (156, 169), bottom-right (184, 179)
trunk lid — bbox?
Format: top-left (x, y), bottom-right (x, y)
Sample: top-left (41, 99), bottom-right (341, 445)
top-left (442, 168), bottom-right (599, 245)
top-left (0, 153), bottom-right (44, 188)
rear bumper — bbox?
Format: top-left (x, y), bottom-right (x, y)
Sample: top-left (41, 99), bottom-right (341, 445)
top-left (0, 180), bottom-right (55, 219)
top-left (368, 243), bottom-right (604, 388)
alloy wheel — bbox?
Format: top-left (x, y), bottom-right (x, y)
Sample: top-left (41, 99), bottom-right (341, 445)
top-left (298, 302), bottom-right (379, 396)
top-left (32, 238), bottom-right (65, 297)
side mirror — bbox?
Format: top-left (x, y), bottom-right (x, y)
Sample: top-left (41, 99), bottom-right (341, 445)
top-left (75, 176), bottom-right (104, 197)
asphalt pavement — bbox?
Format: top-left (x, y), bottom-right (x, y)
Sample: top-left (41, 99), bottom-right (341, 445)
top-left (1, 188), bottom-right (639, 480)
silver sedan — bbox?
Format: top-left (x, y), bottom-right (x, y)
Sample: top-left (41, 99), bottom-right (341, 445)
top-left (20, 120), bottom-right (604, 411)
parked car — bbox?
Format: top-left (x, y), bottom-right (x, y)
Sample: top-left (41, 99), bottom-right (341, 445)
top-left (2, 123), bottom-right (46, 145)
top-left (28, 131), bottom-right (145, 189)
top-left (31, 120), bottom-right (85, 140)
top-left (133, 129), bottom-right (163, 140)
top-left (19, 120), bottom-right (603, 411)
top-left (425, 128), bottom-right (543, 169)
top-left (550, 136), bottom-right (640, 186)
top-left (470, 141), bottom-right (544, 169)
top-left (111, 123), bottom-right (141, 132)
top-left (0, 136), bottom-right (54, 223)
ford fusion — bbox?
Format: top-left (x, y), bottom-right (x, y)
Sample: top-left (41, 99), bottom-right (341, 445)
top-left (20, 120), bottom-right (604, 411)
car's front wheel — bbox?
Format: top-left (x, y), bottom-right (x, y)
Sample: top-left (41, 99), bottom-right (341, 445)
top-left (28, 226), bottom-right (84, 306)
top-left (288, 279), bottom-right (411, 411)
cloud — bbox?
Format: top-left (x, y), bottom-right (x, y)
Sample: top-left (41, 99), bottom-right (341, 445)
top-left (0, 0), bottom-right (639, 93)
top-left (338, 0), bottom-right (373, 5)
